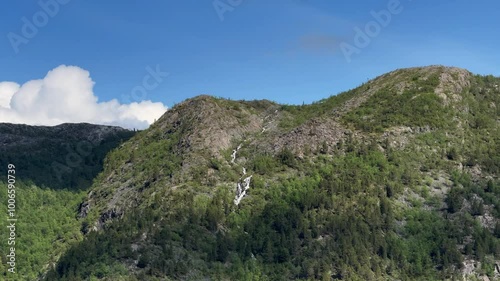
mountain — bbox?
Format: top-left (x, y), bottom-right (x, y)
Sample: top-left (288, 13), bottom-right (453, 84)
top-left (0, 123), bottom-right (135, 190)
top-left (9, 65), bottom-right (500, 280)
top-left (0, 123), bottom-right (135, 280)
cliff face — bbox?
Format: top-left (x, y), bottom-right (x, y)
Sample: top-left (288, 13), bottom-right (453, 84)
top-left (48, 66), bottom-right (500, 280)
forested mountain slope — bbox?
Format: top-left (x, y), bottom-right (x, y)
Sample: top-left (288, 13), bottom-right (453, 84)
top-left (0, 123), bottom-right (135, 280)
top-left (36, 66), bottom-right (500, 280)
top-left (0, 123), bottom-right (135, 190)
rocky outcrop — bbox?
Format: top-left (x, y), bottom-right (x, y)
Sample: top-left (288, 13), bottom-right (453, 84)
top-left (265, 118), bottom-right (348, 156)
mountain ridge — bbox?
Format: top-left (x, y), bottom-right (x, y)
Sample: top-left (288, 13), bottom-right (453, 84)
top-left (0, 122), bottom-right (135, 190)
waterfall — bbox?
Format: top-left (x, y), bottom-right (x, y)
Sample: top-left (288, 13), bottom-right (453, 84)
top-left (230, 143), bottom-right (251, 205)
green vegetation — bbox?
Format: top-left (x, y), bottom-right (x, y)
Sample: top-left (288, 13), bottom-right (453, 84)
top-left (0, 181), bottom-right (85, 280)
top-left (279, 87), bottom-right (361, 130)
top-left (343, 74), bottom-right (451, 132)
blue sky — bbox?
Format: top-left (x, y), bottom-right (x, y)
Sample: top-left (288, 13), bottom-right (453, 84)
top-left (0, 0), bottom-right (499, 121)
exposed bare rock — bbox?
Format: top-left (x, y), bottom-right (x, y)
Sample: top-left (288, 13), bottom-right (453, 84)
top-left (77, 202), bottom-right (91, 218)
top-left (435, 67), bottom-right (472, 105)
top-left (156, 95), bottom-right (267, 156)
top-left (97, 208), bottom-right (123, 230)
top-left (265, 118), bottom-right (348, 156)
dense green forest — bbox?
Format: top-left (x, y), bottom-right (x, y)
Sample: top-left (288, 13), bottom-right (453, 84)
top-left (0, 181), bottom-right (85, 280)
top-left (46, 137), bottom-right (500, 280)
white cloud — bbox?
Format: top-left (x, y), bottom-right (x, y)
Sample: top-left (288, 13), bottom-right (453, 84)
top-left (0, 82), bottom-right (19, 109)
top-left (0, 65), bottom-right (168, 129)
